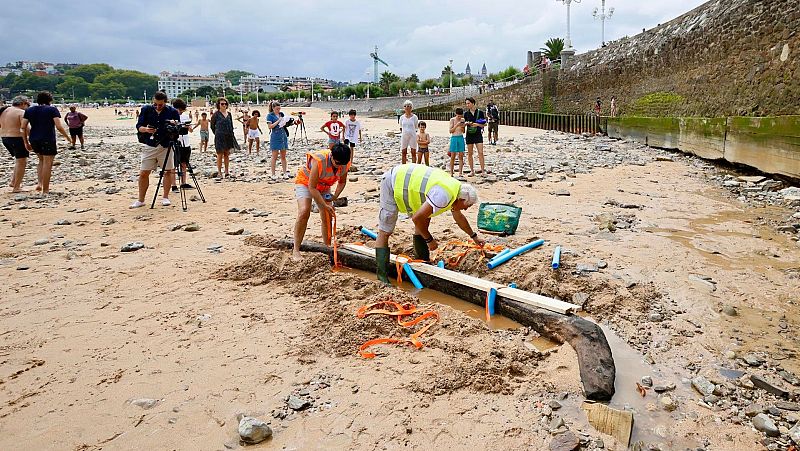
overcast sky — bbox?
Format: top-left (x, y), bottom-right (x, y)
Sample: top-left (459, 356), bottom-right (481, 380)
top-left (2, 0), bottom-right (707, 82)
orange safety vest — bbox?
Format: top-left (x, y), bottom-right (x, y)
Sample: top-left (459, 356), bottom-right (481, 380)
top-left (294, 150), bottom-right (347, 191)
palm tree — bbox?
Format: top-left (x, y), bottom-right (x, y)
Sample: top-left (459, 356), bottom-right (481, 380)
top-left (379, 71), bottom-right (400, 92)
top-left (541, 38), bottom-right (565, 61)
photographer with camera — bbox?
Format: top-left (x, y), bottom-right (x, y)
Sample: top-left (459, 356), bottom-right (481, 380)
top-left (131, 91), bottom-right (180, 208)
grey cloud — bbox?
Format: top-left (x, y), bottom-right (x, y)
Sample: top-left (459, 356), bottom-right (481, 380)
top-left (2, 0), bottom-right (707, 81)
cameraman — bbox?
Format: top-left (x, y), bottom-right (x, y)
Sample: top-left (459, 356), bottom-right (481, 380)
top-left (131, 91), bottom-right (180, 208)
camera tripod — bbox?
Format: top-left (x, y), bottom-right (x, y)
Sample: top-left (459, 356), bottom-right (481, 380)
top-left (151, 140), bottom-right (206, 211)
top-left (292, 116), bottom-right (308, 146)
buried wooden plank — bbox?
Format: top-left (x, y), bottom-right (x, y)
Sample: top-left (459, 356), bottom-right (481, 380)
top-left (277, 239), bottom-right (616, 400)
top-left (498, 287), bottom-right (579, 315)
top-left (581, 401), bottom-right (633, 447)
top-left (342, 244), bottom-right (579, 314)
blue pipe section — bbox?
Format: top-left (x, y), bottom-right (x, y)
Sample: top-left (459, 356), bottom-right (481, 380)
top-left (487, 288), bottom-right (497, 316)
top-left (360, 227), bottom-right (378, 240)
top-left (508, 283), bottom-right (517, 288)
top-left (552, 245), bottom-right (562, 270)
top-left (402, 263), bottom-right (424, 289)
top-left (437, 260), bottom-right (445, 268)
top-left (486, 239), bottom-right (545, 269)
top-left (496, 248), bottom-right (511, 258)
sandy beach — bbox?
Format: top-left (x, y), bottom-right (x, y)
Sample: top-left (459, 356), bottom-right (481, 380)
top-left (1, 106), bottom-right (799, 450)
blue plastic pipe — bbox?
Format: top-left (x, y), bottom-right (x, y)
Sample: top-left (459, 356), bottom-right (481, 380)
top-left (508, 283), bottom-right (517, 288)
top-left (486, 239), bottom-right (545, 269)
top-left (552, 246), bottom-right (562, 270)
top-left (495, 248), bottom-right (511, 259)
top-left (487, 288), bottom-right (497, 316)
top-left (402, 263), bottom-right (424, 289)
top-left (437, 260), bottom-right (445, 268)
top-left (360, 227), bottom-right (378, 240)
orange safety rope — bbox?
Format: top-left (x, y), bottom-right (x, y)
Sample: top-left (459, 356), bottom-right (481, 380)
top-left (328, 209), bottom-right (342, 269)
top-left (394, 253), bottom-right (426, 285)
top-left (356, 301), bottom-right (439, 358)
top-left (435, 240), bottom-right (505, 269)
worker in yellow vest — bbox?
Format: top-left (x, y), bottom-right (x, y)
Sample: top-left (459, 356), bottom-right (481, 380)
top-left (375, 163), bottom-right (485, 284)
top-left (292, 143), bottom-right (352, 260)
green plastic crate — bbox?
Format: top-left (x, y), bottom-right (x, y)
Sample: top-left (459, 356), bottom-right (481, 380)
top-left (477, 203), bottom-right (522, 235)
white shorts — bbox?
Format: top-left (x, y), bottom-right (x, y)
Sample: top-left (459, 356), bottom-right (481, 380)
top-left (378, 171), bottom-right (399, 233)
top-left (400, 132), bottom-right (418, 150)
top-left (247, 129), bottom-right (261, 139)
top-left (295, 184), bottom-right (331, 200)
top-left (140, 145), bottom-right (174, 172)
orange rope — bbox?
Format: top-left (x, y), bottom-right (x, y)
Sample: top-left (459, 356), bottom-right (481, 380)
top-left (356, 301), bottom-right (439, 358)
top-left (328, 208), bottom-right (343, 269)
top-left (435, 240), bottom-right (505, 269)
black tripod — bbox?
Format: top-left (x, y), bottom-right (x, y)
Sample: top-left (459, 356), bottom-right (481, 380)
top-left (292, 116), bottom-right (308, 146)
top-left (151, 140), bottom-right (206, 211)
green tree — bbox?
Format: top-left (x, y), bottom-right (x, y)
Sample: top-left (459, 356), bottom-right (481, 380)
top-left (407, 73), bottom-right (419, 83)
top-left (93, 70), bottom-right (158, 99)
top-left (57, 76), bottom-right (91, 99)
top-left (10, 72), bottom-right (61, 94)
top-left (1, 73), bottom-right (18, 89)
top-left (224, 70), bottom-right (254, 84)
top-left (541, 38), bottom-right (565, 60)
top-left (420, 78), bottom-right (437, 90)
top-left (90, 81), bottom-right (126, 99)
top-left (65, 63), bottom-right (113, 83)
top-left (379, 71), bottom-right (400, 91)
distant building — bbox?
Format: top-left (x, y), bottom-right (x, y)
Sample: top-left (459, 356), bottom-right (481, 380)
top-left (239, 74), bottom-right (341, 93)
top-left (157, 71), bottom-right (231, 98)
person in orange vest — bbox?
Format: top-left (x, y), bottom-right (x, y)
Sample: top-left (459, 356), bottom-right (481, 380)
top-left (292, 142), bottom-right (352, 260)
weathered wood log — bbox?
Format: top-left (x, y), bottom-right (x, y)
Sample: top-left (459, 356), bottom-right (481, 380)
top-left (275, 239), bottom-right (616, 401)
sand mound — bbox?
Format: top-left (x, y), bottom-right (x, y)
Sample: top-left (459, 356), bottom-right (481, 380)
top-left (213, 250), bottom-right (330, 286)
top-left (302, 289), bottom-right (540, 395)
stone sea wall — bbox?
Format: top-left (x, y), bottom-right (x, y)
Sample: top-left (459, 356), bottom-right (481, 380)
top-left (607, 115), bottom-right (800, 180)
top-left (423, 0), bottom-right (799, 118)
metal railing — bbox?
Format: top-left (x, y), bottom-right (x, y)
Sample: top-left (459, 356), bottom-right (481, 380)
top-left (416, 111), bottom-right (601, 135)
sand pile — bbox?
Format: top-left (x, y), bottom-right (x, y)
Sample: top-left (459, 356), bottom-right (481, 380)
top-left (302, 289), bottom-right (541, 396)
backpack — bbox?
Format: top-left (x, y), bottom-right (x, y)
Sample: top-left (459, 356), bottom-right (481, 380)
top-left (489, 105), bottom-right (499, 122)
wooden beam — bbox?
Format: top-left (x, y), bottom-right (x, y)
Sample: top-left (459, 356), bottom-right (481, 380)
top-left (342, 243), bottom-right (579, 314)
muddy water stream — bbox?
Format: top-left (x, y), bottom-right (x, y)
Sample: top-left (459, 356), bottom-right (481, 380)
top-left (340, 267), bottom-right (698, 448)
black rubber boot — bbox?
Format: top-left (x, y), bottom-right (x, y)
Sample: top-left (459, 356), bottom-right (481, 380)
top-left (413, 234), bottom-right (430, 262)
top-left (376, 247), bottom-right (391, 285)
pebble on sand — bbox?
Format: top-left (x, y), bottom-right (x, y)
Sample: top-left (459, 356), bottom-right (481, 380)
top-left (120, 242), bottom-right (145, 252)
top-left (238, 416), bottom-right (272, 444)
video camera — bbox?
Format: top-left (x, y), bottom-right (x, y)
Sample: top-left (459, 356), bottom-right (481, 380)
top-left (138, 120), bottom-right (191, 146)
top-left (291, 111), bottom-right (306, 116)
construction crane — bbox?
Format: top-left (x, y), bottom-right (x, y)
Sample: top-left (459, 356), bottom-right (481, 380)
top-left (369, 46), bottom-right (389, 84)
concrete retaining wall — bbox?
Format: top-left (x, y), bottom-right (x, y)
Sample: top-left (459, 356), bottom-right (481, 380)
top-left (607, 115), bottom-right (800, 180)
top-left (312, 94), bottom-right (451, 115)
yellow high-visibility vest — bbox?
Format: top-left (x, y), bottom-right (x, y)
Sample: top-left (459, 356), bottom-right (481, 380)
top-left (392, 164), bottom-right (461, 216)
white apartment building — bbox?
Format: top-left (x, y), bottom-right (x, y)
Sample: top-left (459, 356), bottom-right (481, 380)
top-left (158, 71), bottom-right (231, 98)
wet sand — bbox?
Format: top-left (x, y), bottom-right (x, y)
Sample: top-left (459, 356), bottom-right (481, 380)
top-left (1, 106), bottom-right (798, 450)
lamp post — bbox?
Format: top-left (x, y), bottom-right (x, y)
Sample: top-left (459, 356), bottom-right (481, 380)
top-left (143, 89), bottom-right (147, 103)
top-left (448, 58), bottom-right (453, 96)
top-left (593, 0), bottom-right (615, 46)
top-left (365, 70), bottom-right (371, 100)
top-left (556, 0), bottom-right (581, 49)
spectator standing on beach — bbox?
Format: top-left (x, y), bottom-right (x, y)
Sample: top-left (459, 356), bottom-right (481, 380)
top-left (193, 112), bottom-right (210, 152)
top-left (463, 97), bottom-right (487, 175)
top-left (320, 111), bottom-right (344, 150)
top-left (399, 100), bottom-right (419, 164)
top-left (246, 110), bottom-right (263, 156)
top-left (486, 100), bottom-right (500, 145)
top-left (594, 97), bottom-right (602, 116)
top-left (448, 108), bottom-right (466, 177)
top-left (0, 95), bottom-right (32, 193)
top-left (343, 109), bottom-right (362, 154)
top-left (131, 91), bottom-right (180, 208)
top-left (22, 91), bottom-right (71, 195)
top-left (266, 102), bottom-right (290, 179)
top-left (210, 97), bottom-right (239, 180)
top-left (237, 109), bottom-right (250, 145)
top-left (610, 97), bottom-right (618, 117)
top-left (64, 105), bottom-right (88, 150)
